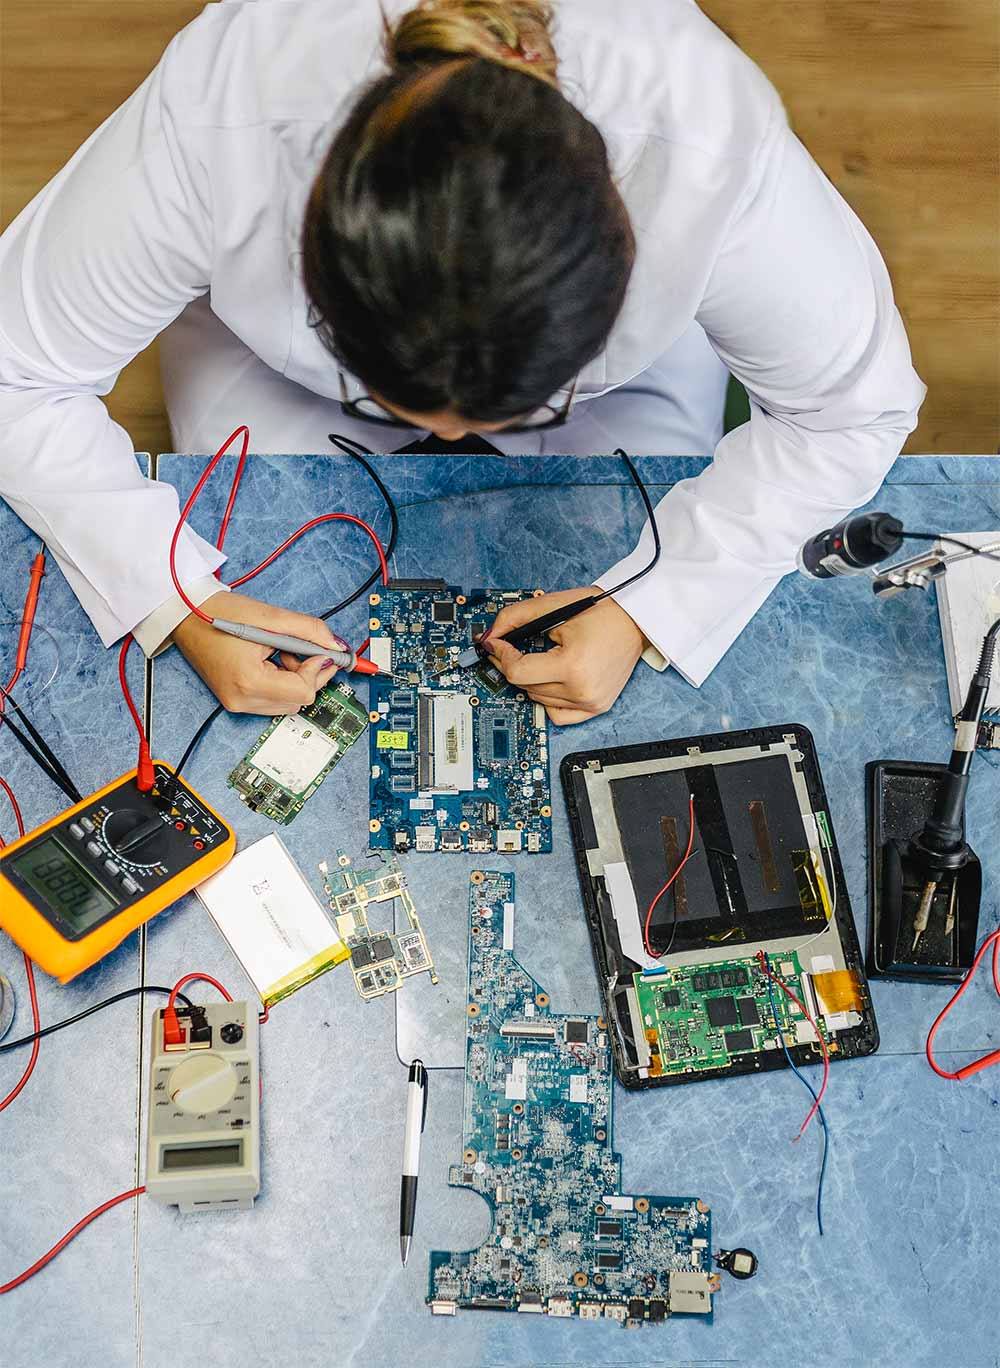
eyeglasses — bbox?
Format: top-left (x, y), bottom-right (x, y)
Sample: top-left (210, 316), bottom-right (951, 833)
top-left (338, 370), bottom-right (578, 433)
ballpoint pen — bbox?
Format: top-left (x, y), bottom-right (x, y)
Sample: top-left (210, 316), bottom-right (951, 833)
top-left (400, 1059), bottom-right (428, 1265)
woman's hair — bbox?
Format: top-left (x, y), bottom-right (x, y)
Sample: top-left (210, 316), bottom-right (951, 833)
top-left (301, 0), bottom-right (635, 422)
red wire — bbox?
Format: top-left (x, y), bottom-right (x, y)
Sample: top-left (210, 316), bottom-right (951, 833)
top-left (0, 775), bottom-right (40, 1117)
top-left (167, 972), bottom-right (233, 1011)
top-left (169, 426), bottom-right (250, 621)
top-left (643, 794), bottom-right (696, 958)
top-left (167, 424), bottom-right (388, 621)
top-left (925, 928), bottom-right (1000, 1080)
top-left (0, 1187), bottom-right (144, 1295)
top-left (757, 951), bottom-right (830, 1138)
top-left (117, 635), bottom-right (144, 738)
top-left (226, 512), bottom-right (388, 592)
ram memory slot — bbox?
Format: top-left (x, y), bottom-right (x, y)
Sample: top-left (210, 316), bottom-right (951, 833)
top-left (417, 694), bottom-right (434, 790)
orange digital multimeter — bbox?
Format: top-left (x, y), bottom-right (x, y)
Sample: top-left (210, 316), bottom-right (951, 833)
top-left (0, 763), bottom-right (235, 983)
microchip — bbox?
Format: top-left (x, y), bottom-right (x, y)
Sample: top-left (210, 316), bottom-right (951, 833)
top-left (659, 988), bottom-right (681, 1007)
top-left (359, 973), bottom-right (374, 989)
top-left (648, 1299), bottom-right (667, 1322)
top-left (351, 944), bottom-right (375, 968)
top-left (596, 1219), bottom-right (621, 1238)
top-left (627, 1298), bottom-right (645, 1320)
top-left (737, 997), bottom-right (760, 1026)
top-left (564, 1020), bottom-right (589, 1044)
top-left (432, 601), bottom-right (456, 622)
top-left (370, 936), bottom-right (395, 962)
top-left (721, 967), bottom-right (749, 988)
top-left (596, 1251), bottom-right (622, 1269)
top-left (726, 1028), bottom-right (755, 1054)
top-left (706, 996), bottom-right (740, 1028)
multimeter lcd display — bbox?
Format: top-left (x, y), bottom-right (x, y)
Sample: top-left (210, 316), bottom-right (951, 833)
top-left (161, 1143), bottom-right (242, 1169)
top-left (8, 837), bottom-right (118, 932)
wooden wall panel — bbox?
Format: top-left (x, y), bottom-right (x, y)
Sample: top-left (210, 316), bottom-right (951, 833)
top-left (2, 1), bottom-right (997, 452)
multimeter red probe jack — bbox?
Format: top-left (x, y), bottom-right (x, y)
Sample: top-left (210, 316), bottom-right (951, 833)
top-left (117, 423), bottom-right (391, 792)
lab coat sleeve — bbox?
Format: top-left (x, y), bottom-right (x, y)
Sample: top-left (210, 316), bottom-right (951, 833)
top-left (0, 56), bottom-right (226, 651)
top-left (595, 112), bottom-right (926, 687)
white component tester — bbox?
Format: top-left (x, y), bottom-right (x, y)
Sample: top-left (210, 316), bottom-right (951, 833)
top-left (145, 999), bottom-right (260, 1213)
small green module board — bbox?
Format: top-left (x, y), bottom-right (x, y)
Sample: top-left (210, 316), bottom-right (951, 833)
top-left (633, 953), bottom-right (833, 1078)
top-left (227, 681), bottom-right (368, 825)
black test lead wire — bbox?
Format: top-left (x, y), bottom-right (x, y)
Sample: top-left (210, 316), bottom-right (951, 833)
top-left (0, 986), bottom-right (194, 1054)
top-left (0, 686), bottom-right (83, 805)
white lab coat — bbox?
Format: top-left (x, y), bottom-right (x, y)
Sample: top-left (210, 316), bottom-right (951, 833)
top-left (0, 0), bottom-right (925, 685)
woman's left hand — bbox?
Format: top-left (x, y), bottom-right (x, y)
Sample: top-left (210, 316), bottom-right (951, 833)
top-left (485, 586), bottom-right (646, 725)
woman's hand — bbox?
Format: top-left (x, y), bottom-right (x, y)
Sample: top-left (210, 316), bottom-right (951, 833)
top-left (485, 587), bottom-right (646, 725)
top-left (173, 590), bottom-right (346, 714)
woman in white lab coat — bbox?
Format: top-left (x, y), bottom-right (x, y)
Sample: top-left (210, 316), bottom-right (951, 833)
top-left (0, 0), bottom-right (924, 722)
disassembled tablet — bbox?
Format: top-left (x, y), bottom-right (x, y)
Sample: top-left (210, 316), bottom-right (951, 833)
top-left (561, 726), bottom-right (878, 1090)
top-left (228, 681), bottom-right (368, 824)
top-left (366, 581), bottom-right (551, 854)
top-left (319, 849), bottom-right (438, 1000)
top-left (428, 871), bottom-right (715, 1326)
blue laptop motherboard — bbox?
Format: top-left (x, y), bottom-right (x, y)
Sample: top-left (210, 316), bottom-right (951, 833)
top-left (367, 581), bottom-right (552, 854)
top-left (427, 872), bottom-right (715, 1327)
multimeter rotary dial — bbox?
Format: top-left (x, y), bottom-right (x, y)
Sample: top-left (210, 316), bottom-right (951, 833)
top-left (101, 809), bottom-right (171, 866)
top-left (168, 1053), bottom-right (238, 1113)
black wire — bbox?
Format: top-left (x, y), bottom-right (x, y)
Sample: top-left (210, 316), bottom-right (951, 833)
top-left (591, 451), bottom-right (662, 603)
top-left (172, 704), bottom-right (224, 786)
top-left (903, 530), bottom-right (1000, 563)
top-left (322, 436), bottom-right (399, 617)
top-left (652, 846), bottom-right (702, 959)
top-left (0, 690), bottom-right (83, 803)
top-left (171, 440), bottom-right (397, 785)
top-left (0, 986), bottom-right (193, 1054)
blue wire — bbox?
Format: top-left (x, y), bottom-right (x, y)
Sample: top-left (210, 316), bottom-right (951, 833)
top-left (764, 959), bottom-right (829, 1237)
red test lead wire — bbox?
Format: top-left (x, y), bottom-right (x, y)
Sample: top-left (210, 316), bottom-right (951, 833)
top-left (167, 425), bottom-right (388, 628)
top-left (925, 928), bottom-right (1000, 1080)
top-left (0, 1187), bottom-right (145, 1295)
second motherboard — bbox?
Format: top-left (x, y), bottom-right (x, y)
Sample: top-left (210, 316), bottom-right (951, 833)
top-left (366, 581), bottom-right (552, 854)
top-left (428, 871), bottom-right (715, 1326)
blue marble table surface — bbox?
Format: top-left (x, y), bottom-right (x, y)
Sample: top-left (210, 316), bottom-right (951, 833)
top-left (1, 454), bottom-right (998, 1368)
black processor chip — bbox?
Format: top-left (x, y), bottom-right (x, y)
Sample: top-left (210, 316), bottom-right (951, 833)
top-left (370, 936), bottom-right (395, 962)
top-left (351, 944), bottom-right (375, 968)
top-left (726, 1028), bottom-right (755, 1054)
top-left (432, 601), bottom-right (456, 622)
top-left (737, 996), bottom-right (760, 1026)
top-left (706, 996), bottom-right (740, 1028)
top-left (564, 1020), bottom-right (589, 1044)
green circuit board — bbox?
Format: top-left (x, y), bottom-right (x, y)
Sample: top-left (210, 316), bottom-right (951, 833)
top-left (428, 872), bottom-right (715, 1328)
top-left (632, 952), bottom-right (833, 1078)
top-left (227, 681), bottom-right (368, 824)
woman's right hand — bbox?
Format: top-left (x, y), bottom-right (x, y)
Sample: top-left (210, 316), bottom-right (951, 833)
top-left (172, 590), bottom-right (346, 714)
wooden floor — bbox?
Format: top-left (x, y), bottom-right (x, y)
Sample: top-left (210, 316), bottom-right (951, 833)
top-left (1, 1), bottom-right (997, 453)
